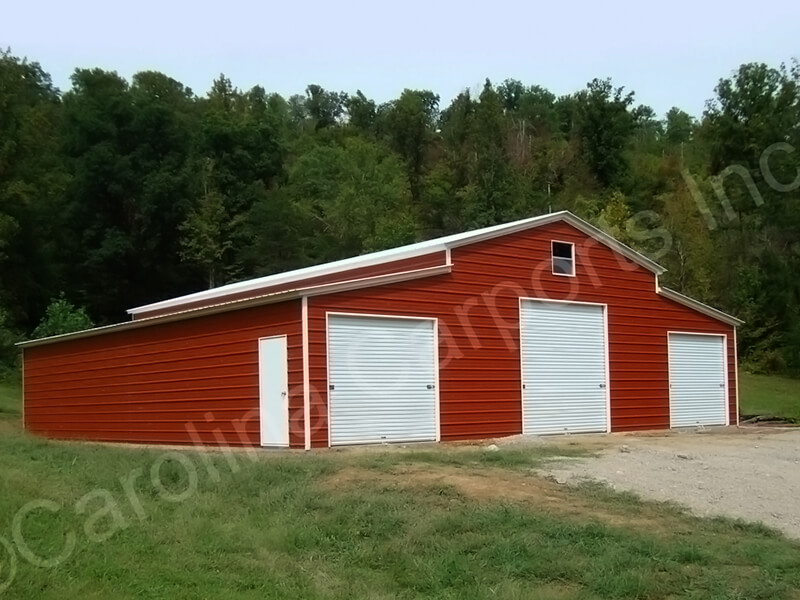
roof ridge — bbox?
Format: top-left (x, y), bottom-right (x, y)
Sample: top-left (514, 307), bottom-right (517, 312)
top-left (128, 210), bottom-right (664, 316)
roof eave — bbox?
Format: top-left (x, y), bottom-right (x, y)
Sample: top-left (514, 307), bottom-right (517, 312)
top-left (18, 263), bottom-right (452, 349)
top-left (657, 286), bottom-right (743, 326)
top-left (127, 242), bottom-right (449, 315)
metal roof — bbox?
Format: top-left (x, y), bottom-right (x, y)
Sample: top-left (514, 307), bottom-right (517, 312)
top-left (18, 263), bottom-right (453, 348)
top-left (128, 210), bottom-right (667, 317)
top-left (657, 285), bottom-right (744, 326)
top-left (18, 210), bottom-right (742, 349)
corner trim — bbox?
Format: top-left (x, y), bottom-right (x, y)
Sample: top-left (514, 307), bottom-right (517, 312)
top-left (302, 296), bottom-right (311, 450)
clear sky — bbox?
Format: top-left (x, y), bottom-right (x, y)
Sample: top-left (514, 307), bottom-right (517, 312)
top-left (4, 0), bottom-right (799, 117)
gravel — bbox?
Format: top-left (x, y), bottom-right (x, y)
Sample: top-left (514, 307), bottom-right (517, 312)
top-left (539, 428), bottom-right (800, 539)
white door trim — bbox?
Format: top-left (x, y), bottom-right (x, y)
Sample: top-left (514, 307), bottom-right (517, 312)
top-left (667, 331), bottom-right (729, 428)
top-left (324, 311), bottom-right (441, 447)
top-left (518, 297), bottom-right (611, 435)
top-left (733, 328), bottom-right (739, 426)
top-left (258, 335), bottom-right (290, 447)
top-left (302, 297), bottom-right (311, 450)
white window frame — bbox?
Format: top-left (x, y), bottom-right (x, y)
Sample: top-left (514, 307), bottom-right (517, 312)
top-left (551, 240), bottom-right (575, 277)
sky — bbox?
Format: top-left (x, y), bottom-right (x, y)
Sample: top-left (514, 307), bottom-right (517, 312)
top-left (4, 0), bottom-right (799, 117)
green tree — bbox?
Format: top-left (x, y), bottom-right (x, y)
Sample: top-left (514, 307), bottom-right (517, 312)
top-left (664, 107), bottom-right (693, 146)
top-left (286, 137), bottom-right (420, 262)
top-left (31, 295), bottom-right (94, 339)
top-left (379, 89), bottom-right (439, 204)
top-left (346, 90), bottom-right (377, 133)
top-left (304, 84), bottom-right (347, 130)
top-left (179, 160), bottom-right (244, 288)
top-left (575, 78), bottom-right (635, 188)
top-left (0, 307), bottom-right (20, 373)
top-left (701, 61), bottom-right (800, 372)
top-left (0, 50), bottom-right (66, 328)
top-left (60, 68), bottom-right (198, 320)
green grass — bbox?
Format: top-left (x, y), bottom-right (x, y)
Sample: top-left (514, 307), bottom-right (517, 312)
top-left (740, 372), bottom-right (800, 422)
top-left (0, 377), bottom-right (20, 417)
top-left (1, 381), bottom-right (799, 599)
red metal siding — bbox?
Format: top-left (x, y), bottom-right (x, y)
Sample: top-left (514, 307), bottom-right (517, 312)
top-left (24, 301), bottom-right (304, 448)
top-left (134, 251), bottom-right (447, 319)
top-left (307, 221), bottom-right (737, 446)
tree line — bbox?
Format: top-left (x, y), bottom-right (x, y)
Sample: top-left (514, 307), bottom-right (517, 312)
top-left (1, 50), bottom-right (798, 374)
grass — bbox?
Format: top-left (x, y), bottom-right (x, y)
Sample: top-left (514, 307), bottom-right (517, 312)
top-left (0, 377), bottom-right (20, 417)
top-left (0, 380), bottom-right (799, 599)
top-left (740, 372), bottom-right (800, 422)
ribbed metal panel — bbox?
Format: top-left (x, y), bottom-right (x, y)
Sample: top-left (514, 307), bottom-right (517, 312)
top-left (520, 301), bottom-right (608, 434)
top-left (308, 221), bottom-right (737, 446)
top-left (24, 301), bottom-right (305, 448)
top-left (669, 333), bottom-right (727, 427)
top-left (327, 315), bottom-right (437, 445)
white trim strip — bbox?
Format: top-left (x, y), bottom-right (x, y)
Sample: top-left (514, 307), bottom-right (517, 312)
top-left (129, 210), bottom-right (667, 317)
top-left (17, 264), bottom-right (452, 348)
top-left (657, 286), bottom-right (743, 326)
top-left (734, 327), bottom-right (740, 426)
top-left (302, 296), bottom-right (311, 450)
top-left (21, 348), bottom-right (25, 431)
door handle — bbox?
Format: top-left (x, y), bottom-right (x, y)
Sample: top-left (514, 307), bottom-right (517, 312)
top-left (426, 384), bottom-right (435, 390)
top-left (599, 383), bottom-right (606, 388)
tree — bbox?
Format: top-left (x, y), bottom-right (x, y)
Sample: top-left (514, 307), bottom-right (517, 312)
top-left (0, 50), bottom-right (66, 329)
top-left (575, 78), bottom-right (635, 188)
top-left (59, 68), bottom-right (198, 320)
top-left (304, 84), bottom-right (347, 130)
top-left (285, 137), bottom-right (420, 262)
top-left (701, 61), bottom-right (800, 372)
top-left (179, 160), bottom-right (244, 288)
top-left (1, 48), bottom-right (800, 376)
top-left (0, 307), bottom-right (20, 375)
top-left (379, 89), bottom-right (439, 204)
top-left (346, 90), bottom-right (377, 133)
top-left (664, 107), bottom-right (693, 146)
top-left (594, 191), bottom-right (634, 246)
top-left (461, 80), bottom-right (519, 226)
top-left (31, 295), bottom-right (94, 339)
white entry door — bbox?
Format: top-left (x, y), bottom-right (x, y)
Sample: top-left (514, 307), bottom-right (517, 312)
top-left (327, 314), bottom-right (438, 446)
top-left (258, 336), bottom-right (289, 447)
top-left (520, 300), bottom-right (609, 434)
top-left (669, 333), bottom-right (728, 428)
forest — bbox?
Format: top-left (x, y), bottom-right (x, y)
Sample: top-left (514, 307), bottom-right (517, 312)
top-left (0, 50), bottom-right (798, 374)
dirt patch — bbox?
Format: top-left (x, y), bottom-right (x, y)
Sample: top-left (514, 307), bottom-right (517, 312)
top-left (538, 428), bottom-right (800, 540)
top-left (323, 463), bottom-right (691, 536)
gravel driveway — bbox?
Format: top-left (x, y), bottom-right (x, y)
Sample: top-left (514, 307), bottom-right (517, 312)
top-left (538, 428), bottom-right (800, 539)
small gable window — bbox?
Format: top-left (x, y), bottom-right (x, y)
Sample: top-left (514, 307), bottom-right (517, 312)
top-left (552, 241), bottom-right (575, 276)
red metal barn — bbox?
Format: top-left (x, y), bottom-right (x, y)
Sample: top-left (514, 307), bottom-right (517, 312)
top-left (20, 212), bottom-right (741, 449)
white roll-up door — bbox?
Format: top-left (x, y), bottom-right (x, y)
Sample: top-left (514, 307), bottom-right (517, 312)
top-left (520, 300), bottom-right (609, 434)
top-left (669, 333), bottom-right (727, 427)
top-left (327, 314), bottom-right (438, 445)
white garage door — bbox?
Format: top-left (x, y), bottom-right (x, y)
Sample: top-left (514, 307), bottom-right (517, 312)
top-left (669, 333), bottom-right (727, 428)
top-left (520, 300), bottom-right (609, 434)
top-left (327, 314), bottom-right (438, 445)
